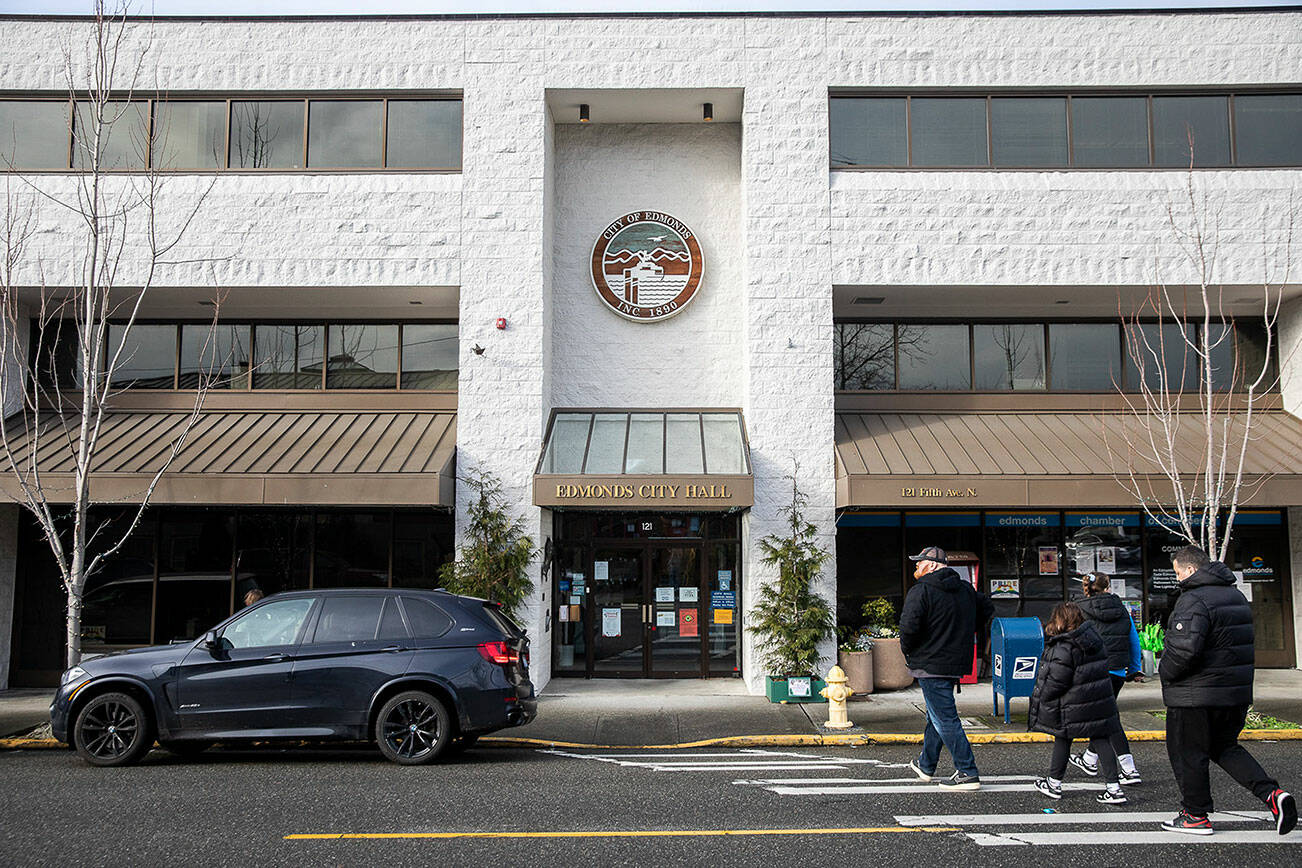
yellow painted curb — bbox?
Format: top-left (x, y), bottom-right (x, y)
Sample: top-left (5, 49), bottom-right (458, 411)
top-left (0, 737), bottom-right (62, 750)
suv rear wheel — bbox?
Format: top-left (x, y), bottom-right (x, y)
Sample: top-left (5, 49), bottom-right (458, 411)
top-left (73, 691), bottom-right (154, 767)
top-left (375, 690), bottom-right (452, 765)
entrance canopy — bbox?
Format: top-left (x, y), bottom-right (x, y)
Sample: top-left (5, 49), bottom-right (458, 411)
top-left (835, 409), bottom-right (1302, 509)
top-left (534, 410), bottom-right (753, 510)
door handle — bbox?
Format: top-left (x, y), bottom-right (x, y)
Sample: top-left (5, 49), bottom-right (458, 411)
top-left (382, 645), bottom-right (406, 653)
top-left (262, 653), bottom-right (288, 662)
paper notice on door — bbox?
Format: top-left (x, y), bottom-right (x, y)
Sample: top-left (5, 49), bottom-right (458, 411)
top-left (1075, 547), bottom-right (1096, 574)
top-left (558, 605), bottom-right (570, 623)
top-left (1109, 578), bottom-right (1127, 598)
top-left (1096, 547), bottom-right (1117, 572)
top-left (656, 611), bottom-right (676, 628)
top-left (594, 561), bottom-right (609, 581)
top-left (679, 609), bottom-right (698, 637)
top-left (601, 607), bottom-right (621, 637)
top-left (655, 586), bottom-right (675, 603)
top-left (679, 586), bottom-right (698, 602)
top-left (713, 608), bottom-right (733, 625)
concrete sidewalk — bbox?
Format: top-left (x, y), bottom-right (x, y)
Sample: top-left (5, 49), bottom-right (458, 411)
top-left (4, 670), bottom-right (1301, 747)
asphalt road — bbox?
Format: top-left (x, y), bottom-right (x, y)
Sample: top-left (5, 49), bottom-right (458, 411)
top-left (3, 740), bottom-right (1301, 866)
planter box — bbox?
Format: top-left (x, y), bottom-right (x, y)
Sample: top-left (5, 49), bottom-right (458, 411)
top-left (871, 637), bottom-right (915, 691)
top-left (838, 649), bottom-right (874, 695)
top-left (765, 675), bottom-right (829, 704)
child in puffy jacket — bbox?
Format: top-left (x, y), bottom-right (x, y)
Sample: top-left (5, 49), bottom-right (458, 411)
top-left (1028, 602), bottom-right (1127, 805)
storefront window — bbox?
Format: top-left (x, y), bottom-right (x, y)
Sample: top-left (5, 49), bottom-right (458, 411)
top-left (80, 511), bottom-right (156, 651)
top-left (1144, 514), bottom-right (1197, 628)
top-left (835, 513), bottom-right (903, 629)
top-left (235, 512), bottom-right (311, 600)
top-left (985, 512), bottom-right (1062, 601)
top-left (314, 512), bottom-right (391, 587)
top-left (155, 511), bottom-right (236, 643)
top-left (393, 512), bottom-right (453, 589)
top-left (903, 513), bottom-right (980, 579)
top-left (1066, 513), bottom-right (1143, 619)
top-left (1225, 512), bottom-right (1291, 664)
top-left (708, 541), bottom-right (741, 674)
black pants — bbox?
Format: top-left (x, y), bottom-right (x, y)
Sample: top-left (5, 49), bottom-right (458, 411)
top-left (1051, 735), bottom-right (1118, 783)
top-left (1106, 674), bottom-right (1132, 757)
top-left (1166, 705), bottom-right (1279, 815)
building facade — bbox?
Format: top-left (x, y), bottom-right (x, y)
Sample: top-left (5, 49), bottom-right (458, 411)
top-left (1, 9), bottom-right (1301, 691)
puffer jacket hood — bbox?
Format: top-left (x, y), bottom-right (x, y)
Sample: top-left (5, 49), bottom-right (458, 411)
top-left (1160, 560), bottom-right (1255, 707)
top-left (1076, 592), bottom-right (1135, 672)
top-left (921, 567), bottom-right (966, 592)
top-left (1028, 621), bottom-right (1122, 739)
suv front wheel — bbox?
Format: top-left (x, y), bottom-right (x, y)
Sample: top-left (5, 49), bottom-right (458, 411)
top-left (375, 690), bottom-right (452, 765)
top-left (73, 691), bottom-right (154, 767)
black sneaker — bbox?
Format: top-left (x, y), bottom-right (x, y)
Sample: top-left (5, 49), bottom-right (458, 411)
top-left (1034, 777), bottom-right (1062, 800)
top-left (908, 758), bottom-right (933, 782)
top-left (1096, 788), bottom-right (1128, 805)
top-left (1268, 789), bottom-right (1297, 835)
top-left (1161, 810), bottom-right (1214, 836)
top-left (938, 770), bottom-right (981, 791)
top-left (1068, 752), bottom-right (1099, 777)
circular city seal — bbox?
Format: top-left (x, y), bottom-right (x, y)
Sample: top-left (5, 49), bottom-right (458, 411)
top-left (590, 211), bottom-right (705, 323)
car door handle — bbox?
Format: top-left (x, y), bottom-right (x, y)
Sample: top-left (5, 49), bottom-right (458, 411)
top-left (381, 645), bottom-right (407, 653)
top-left (262, 653), bottom-right (289, 662)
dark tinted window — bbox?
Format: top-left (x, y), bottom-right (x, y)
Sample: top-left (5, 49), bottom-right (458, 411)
top-left (1049, 324), bottom-right (1120, 391)
top-left (897, 324), bottom-right (970, 390)
top-left (1123, 322), bottom-right (1196, 392)
top-left (378, 597), bottom-right (409, 640)
top-left (835, 323), bottom-right (894, 389)
top-left (1071, 97), bottom-right (1149, 167)
top-left (179, 324), bottom-right (251, 389)
top-left (910, 98), bottom-right (987, 167)
top-left (1153, 96), bottom-right (1230, 167)
top-left (0, 100), bottom-right (69, 169)
top-left (107, 324), bottom-right (176, 389)
top-left (253, 325), bottom-right (324, 389)
top-left (1234, 94), bottom-right (1302, 166)
top-left (400, 324), bottom-right (458, 389)
top-left (401, 596), bottom-right (454, 638)
top-left (973, 324), bottom-right (1045, 390)
top-left (990, 97), bottom-right (1067, 167)
top-left (386, 100), bottom-right (462, 169)
top-left (314, 512), bottom-right (390, 587)
top-left (829, 98), bottom-right (907, 167)
top-left (230, 101), bottom-right (303, 169)
top-left (312, 595), bottom-right (387, 643)
top-left (327, 324), bottom-right (398, 388)
top-left (308, 100), bottom-right (382, 168)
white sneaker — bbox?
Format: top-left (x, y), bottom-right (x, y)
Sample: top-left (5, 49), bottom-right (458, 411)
top-left (1034, 777), bottom-right (1062, 799)
top-left (1119, 766), bottom-right (1142, 785)
top-left (1097, 788), bottom-right (1128, 805)
top-left (1068, 752), bottom-right (1099, 777)
top-left (908, 758), bottom-right (933, 782)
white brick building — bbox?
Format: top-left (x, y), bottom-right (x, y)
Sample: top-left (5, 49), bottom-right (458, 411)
top-left (1, 9), bottom-right (1300, 691)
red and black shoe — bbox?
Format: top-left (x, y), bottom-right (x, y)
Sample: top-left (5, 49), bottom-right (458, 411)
top-left (1268, 789), bottom-right (1297, 836)
top-left (1161, 810), bottom-right (1214, 836)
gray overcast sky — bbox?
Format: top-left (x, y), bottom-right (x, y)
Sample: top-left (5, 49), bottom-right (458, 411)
top-left (0, 1), bottom-right (1296, 15)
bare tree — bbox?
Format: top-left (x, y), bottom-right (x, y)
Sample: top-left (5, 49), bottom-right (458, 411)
top-left (0, 2), bottom-right (227, 667)
top-left (1107, 155), bottom-right (1294, 562)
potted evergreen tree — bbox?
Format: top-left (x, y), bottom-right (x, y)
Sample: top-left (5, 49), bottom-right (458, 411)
top-left (439, 469), bottom-right (536, 619)
top-left (748, 473), bottom-right (835, 703)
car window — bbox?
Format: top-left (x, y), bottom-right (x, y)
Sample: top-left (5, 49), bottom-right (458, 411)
top-left (311, 596), bottom-right (388, 643)
top-left (482, 604), bottom-right (524, 637)
top-left (400, 596), bottom-right (454, 638)
top-left (377, 597), bottom-right (409, 640)
top-left (222, 598), bottom-right (314, 649)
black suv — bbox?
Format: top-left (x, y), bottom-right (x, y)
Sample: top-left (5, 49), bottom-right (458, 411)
top-left (50, 589), bottom-right (536, 766)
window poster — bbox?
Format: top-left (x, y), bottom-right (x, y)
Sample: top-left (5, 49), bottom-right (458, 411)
top-left (1123, 600), bottom-right (1142, 627)
top-left (1038, 547), bottom-right (1059, 576)
top-left (656, 611), bottom-right (676, 628)
top-left (679, 609), bottom-right (699, 637)
top-left (717, 570), bottom-right (732, 591)
top-left (713, 608), bottom-right (733, 625)
top-left (1096, 547), bottom-right (1117, 572)
top-left (990, 578), bottom-right (1020, 598)
top-left (1109, 578), bottom-right (1127, 598)
top-left (679, 586), bottom-right (699, 602)
top-left (1075, 547), bottom-right (1096, 574)
top-left (655, 586), bottom-right (675, 603)
top-left (593, 561), bottom-right (609, 581)
top-left (558, 605), bottom-right (570, 623)
top-left (601, 607), bottom-right (621, 637)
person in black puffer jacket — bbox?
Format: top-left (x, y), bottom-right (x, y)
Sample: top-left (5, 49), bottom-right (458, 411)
top-left (1071, 572), bottom-right (1143, 784)
top-left (1028, 603), bottom-right (1126, 804)
top-left (1158, 545), bottom-right (1296, 837)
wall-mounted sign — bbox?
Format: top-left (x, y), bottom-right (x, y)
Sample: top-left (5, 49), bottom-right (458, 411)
top-left (533, 474), bottom-right (753, 509)
top-left (590, 210), bottom-right (704, 322)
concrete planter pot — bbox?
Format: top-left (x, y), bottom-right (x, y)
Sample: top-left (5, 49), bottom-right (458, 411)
top-left (838, 649), bottom-right (874, 695)
top-left (870, 637), bottom-right (914, 690)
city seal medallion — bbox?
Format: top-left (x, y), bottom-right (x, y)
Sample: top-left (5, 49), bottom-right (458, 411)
top-left (590, 211), bottom-right (704, 322)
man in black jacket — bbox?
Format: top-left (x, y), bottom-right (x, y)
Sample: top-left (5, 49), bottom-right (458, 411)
top-left (899, 546), bottom-right (994, 791)
top-left (1159, 545), bottom-right (1296, 837)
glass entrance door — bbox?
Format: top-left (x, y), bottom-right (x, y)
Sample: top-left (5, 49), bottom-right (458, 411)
top-left (649, 547), bottom-right (702, 677)
top-left (591, 549), bottom-right (645, 675)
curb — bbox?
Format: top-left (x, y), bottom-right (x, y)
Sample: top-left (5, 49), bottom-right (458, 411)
top-left (6, 728), bottom-right (1302, 753)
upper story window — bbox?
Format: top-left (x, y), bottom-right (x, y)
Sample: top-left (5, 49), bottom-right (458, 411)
top-left (0, 95), bottom-right (462, 171)
top-left (830, 91), bottom-right (1302, 169)
top-left (835, 320), bottom-right (1274, 393)
top-left (34, 320), bottom-right (458, 391)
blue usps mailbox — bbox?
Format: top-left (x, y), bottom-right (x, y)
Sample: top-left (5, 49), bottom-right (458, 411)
top-left (991, 617), bottom-right (1045, 723)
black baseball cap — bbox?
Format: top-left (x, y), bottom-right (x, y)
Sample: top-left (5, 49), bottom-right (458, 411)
top-left (908, 545), bottom-right (948, 564)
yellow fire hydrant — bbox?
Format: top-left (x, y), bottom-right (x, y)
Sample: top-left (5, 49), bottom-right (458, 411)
top-left (821, 665), bottom-right (854, 729)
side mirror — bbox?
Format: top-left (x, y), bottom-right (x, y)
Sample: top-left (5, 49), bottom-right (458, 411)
top-left (202, 630), bottom-right (219, 650)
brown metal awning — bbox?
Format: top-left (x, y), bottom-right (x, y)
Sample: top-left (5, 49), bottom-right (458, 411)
top-left (835, 409), bottom-right (1302, 508)
top-left (534, 410), bottom-right (753, 510)
top-left (0, 408), bottom-right (456, 507)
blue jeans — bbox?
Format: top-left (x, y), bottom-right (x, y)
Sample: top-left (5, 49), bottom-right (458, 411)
top-left (918, 677), bottom-right (978, 778)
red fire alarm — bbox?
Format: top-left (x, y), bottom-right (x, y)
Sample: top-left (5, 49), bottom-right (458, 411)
top-left (495, 317), bottom-right (507, 330)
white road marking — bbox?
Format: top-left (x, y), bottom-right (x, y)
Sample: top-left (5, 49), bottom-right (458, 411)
top-left (969, 830), bottom-right (1302, 847)
top-left (539, 748), bottom-right (892, 773)
top-left (897, 810), bottom-right (1272, 827)
top-left (764, 782), bottom-right (1108, 795)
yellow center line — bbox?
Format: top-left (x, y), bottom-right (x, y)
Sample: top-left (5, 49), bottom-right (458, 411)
top-left (286, 826), bottom-right (959, 841)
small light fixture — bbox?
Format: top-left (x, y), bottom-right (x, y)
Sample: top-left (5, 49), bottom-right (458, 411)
top-left (703, 102), bottom-right (713, 122)
top-left (579, 104), bottom-right (589, 123)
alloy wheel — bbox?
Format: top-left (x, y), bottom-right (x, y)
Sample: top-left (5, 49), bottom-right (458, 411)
top-left (381, 697), bottom-right (440, 760)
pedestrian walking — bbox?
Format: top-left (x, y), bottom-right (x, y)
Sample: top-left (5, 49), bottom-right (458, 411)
top-left (900, 545), bottom-right (994, 791)
top-left (1028, 602), bottom-right (1128, 805)
top-left (1069, 571), bottom-right (1143, 785)
top-left (1159, 545), bottom-right (1296, 836)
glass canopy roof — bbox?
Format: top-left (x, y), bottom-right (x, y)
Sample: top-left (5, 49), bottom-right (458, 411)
top-left (538, 411), bottom-right (750, 476)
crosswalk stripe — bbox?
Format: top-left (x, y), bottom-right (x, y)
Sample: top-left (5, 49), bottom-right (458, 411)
top-left (969, 830), bottom-right (1302, 846)
top-left (896, 810), bottom-right (1272, 827)
top-left (765, 782), bottom-right (1110, 795)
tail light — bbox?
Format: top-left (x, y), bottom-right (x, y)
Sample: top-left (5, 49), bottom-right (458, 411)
top-left (477, 641), bottom-right (520, 665)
